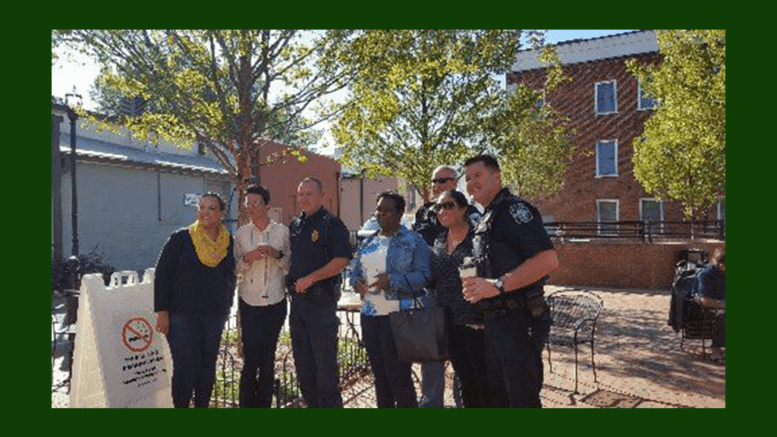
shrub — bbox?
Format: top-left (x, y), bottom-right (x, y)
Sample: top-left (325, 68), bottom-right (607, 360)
top-left (52, 246), bottom-right (117, 291)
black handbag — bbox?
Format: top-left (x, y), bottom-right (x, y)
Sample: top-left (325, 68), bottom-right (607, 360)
top-left (389, 292), bottom-right (448, 362)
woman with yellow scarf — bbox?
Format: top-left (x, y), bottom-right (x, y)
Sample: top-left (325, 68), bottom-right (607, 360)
top-left (154, 192), bottom-right (235, 408)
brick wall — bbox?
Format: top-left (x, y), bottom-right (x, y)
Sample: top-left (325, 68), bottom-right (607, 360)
top-left (505, 52), bottom-right (725, 224)
top-left (548, 240), bottom-right (725, 290)
top-left (510, 53), bottom-right (680, 223)
top-left (257, 142), bottom-right (342, 225)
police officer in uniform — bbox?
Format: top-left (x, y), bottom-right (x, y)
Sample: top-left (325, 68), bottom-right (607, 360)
top-left (287, 177), bottom-right (352, 408)
top-left (462, 155), bottom-right (558, 408)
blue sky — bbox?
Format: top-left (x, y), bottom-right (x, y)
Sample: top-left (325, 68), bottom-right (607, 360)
top-left (545, 29), bottom-right (636, 45)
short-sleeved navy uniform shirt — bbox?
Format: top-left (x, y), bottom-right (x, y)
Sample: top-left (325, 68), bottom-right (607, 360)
top-left (288, 207), bottom-right (353, 282)
top-left (473, 188), bottom-right (554, 287)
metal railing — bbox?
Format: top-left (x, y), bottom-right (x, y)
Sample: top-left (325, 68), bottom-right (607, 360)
top-left (546, 220), bottom-right (725, 243)
top-left (348, 220), bottom-right (725, 245)
top-left (209, 305), bottom-right (370, 408)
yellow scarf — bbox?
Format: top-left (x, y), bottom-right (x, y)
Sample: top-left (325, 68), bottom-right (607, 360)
top-left (188, 221), bottom-right (230, 267)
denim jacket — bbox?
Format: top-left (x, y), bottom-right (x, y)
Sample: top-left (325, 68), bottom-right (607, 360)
top-left (349, 226), bottom-right (432, 315)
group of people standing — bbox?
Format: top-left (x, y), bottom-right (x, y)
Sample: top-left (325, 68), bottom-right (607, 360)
top-left (154, 177), bottom-right (350, 408)
top-left (153, 153), bottom-right (558, 409)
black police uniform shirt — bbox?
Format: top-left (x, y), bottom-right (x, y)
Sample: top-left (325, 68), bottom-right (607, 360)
top-left (473, 187), bottom-right (554, 289)
top-left (288, 207), bottom-right (353, 283)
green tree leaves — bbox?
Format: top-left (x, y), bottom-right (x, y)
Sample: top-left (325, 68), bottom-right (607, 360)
top-left (498, 46), bottom-right (576, 200)
top-left (334, 30), bottom-right (573, 203)
top-left (627, 30), bottom-right (725, 220)
top-left (54, 30), bottom-right (355, 182)
top-left (53, 30), bottom-right (358, 225)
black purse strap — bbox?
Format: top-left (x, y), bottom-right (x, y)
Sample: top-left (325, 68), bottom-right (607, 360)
top-left (397, 274), bottom-right (427, 312)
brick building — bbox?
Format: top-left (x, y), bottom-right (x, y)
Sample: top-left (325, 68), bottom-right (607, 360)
top-left (507, 30), bottom-right (724, 231)
top-left (251, 140), bottom-right (343, 226)
top-left (506, 31), bottom-right (725, 289)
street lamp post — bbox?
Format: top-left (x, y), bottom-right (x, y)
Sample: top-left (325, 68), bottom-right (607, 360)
top-left (65, 90), bottom-right (82, 257)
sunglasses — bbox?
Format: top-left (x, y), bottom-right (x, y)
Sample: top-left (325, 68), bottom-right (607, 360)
top-left (434, 201), bottom-right (458, 212)
top-left (431, 177), bottom-right (455, 184)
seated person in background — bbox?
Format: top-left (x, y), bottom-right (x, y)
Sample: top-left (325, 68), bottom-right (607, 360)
top-left (693, 247), bottom-right (725, 360)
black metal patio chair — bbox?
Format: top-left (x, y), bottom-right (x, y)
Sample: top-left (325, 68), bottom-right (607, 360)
top-left (680, 295), bottom-right (724, 359)
top-left (669, 255), bottom-right (724, 360)
top-left (546, 289), bottom-right (604, 394)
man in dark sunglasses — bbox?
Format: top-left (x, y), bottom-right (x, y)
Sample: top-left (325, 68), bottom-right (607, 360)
top-left (414, 166), bottom-right (479, 246)
top-left (412, 165), bottom-right (480, 408)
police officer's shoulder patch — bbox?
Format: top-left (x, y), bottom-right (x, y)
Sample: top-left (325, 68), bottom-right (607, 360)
top-left (509, 202), bottom-right (534, 224)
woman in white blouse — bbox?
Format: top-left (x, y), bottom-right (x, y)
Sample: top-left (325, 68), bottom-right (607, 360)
top-left (234, 185), bottom-right (291, 408)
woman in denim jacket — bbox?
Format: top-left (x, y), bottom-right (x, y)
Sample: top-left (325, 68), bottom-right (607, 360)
top-left (349, 192), bottom-right (432, 408)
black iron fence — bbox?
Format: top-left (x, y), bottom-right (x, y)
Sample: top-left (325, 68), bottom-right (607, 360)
top-left (351, 220), bottom-right (725, 245)
top-left (202, 306), bottom-right (371, 408)
top-left (546, 220), bottom-right (725, 243)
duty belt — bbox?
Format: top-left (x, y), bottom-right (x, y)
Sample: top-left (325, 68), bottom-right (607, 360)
top-left (477, 285), bottom-right (548, 318)
top-left (291, 281), bottom-right (340, 307)
top-left (477, 294), bottom-right (526, 312)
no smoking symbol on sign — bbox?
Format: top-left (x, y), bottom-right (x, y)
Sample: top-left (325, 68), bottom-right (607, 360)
top-left (122, 317), bottom-right (154, 352)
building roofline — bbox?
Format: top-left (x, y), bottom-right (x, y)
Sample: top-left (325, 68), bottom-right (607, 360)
top-left (60, 146), bottom-right (230, 177)
top-left (512, 30), bottom-right (658, 72)
top-left (53, 102), bottom-right (338, 167)
top-left (58, 134), bottom-right (229, 176)
top-left (539, 30), bottom-right (648, 49)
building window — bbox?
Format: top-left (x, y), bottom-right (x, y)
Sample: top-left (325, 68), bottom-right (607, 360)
top-left (536, 91), bottom-right (545, 110)
top-left (640, 198), bottom-right (664, 234)
top-left (637, 81), bottom-right (656, 111)
top-left (119, 95), bottom-right (147, 117)
top-left (595, 80), bottom-right (617, 115)
top-left (717, 199), bottom-right (725, 220)
top-left (596, 140), bottom-right (618, 177)
top-left (528, 94), bottom-right (545, 121)
top-left (596, 199), bottom-right (619, 235)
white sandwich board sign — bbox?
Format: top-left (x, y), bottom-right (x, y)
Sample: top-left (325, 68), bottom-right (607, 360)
top-left (70, 269), bottom-right (173, 408)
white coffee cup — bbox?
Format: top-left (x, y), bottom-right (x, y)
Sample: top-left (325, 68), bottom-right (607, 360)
top-left (459, 265), bottom-right (477, 280)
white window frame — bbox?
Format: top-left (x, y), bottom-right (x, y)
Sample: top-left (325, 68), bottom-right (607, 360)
top-left (595, 139), bottom-right (619, 178)
top-left (639, 198), bottom-right (664, 221)
top-left (596, 199), bottom-right (619, 236)
top-left (637, 81), bottom-right (656, 111)
top-left (595, 80), bottom-right (618, 115)
top-left (640, 198), bottom-right (664, 234)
